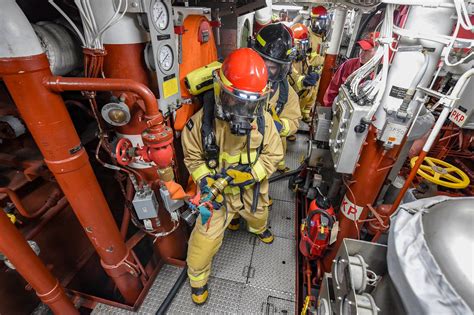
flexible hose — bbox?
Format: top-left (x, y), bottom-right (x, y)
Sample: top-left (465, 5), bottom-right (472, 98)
top-left (155, 267), bottom-right (188, 315)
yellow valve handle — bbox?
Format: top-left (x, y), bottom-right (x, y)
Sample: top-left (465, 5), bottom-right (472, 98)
top-left (410, 156), bottom-right (470, 189)
top-left (301, 296), bottom-right (311, 315)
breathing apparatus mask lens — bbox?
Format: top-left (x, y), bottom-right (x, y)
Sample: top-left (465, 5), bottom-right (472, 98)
top-left (295, 39), bottom-right (310, 61)
top-left (213, 72), bottom-right (269, 136)
top-left (263, 58), bottom-right (291, 82)
top-left (311, 16), bottom-right (328, 35)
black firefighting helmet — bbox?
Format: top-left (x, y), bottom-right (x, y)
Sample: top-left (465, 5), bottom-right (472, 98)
top-left (253, 23), bottom-right (296, 81)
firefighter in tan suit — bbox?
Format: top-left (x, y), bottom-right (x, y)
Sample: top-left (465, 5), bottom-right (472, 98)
top-left (288, 23), bottom-right (325, 123)
top-left (182, 48), bottom-right (283, 305)
top-left (252, 23), bottom-right (301, 172)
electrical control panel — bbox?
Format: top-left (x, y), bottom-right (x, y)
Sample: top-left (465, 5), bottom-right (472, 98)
top-left (329, 86), bottom-right (372, 174)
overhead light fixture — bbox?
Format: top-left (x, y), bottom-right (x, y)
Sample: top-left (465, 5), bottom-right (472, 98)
top-left (272, 4), bottom-right (303, 11)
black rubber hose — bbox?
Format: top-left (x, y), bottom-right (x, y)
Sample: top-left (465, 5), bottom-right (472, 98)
top-left (349, 5), bottom-right (385, 58)
top-left (155, 267), bottom-right (188, 315)
top-left (269, 168), bottom-right (301, 183)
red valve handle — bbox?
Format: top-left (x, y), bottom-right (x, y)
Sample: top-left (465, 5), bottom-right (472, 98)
top-left (116, 138), bottom-right (134, 166)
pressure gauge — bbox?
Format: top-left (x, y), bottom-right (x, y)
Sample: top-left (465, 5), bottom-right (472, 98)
top-left (151, 0), bottom-right (169, 30)
top-left (158, 45), bottom-right (173, 72)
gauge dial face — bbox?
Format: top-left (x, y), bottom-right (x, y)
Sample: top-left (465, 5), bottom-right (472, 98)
top-left (158, 45), bottom-right (173, 72)
top-left (151, 1), bottom-right (168, 30)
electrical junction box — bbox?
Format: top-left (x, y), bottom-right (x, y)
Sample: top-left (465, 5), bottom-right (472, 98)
top-left (329, 85), bottom-right (372, 174)
top-left (159, 186), bottom-right (184, 214)
top-left (378, 120), bottom-right (408, 146)
top-left (132, 188), bottom-right (159, 220)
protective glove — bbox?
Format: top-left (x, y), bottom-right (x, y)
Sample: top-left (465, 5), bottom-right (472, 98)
top-left (302, 72), bottom-right (319, 87)
top-left (270, 106), bottom-right (283, 133)
top-left (225, 166), bottom-right (255, 188)
top-left (199, 176), bottom-right (224, 209)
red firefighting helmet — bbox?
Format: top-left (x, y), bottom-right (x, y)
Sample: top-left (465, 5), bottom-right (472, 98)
top-left (291, 23), bottom-right (309, 41)
top-left (311, 6), bottom-right (327, 17)
top-left (310, 6), bottom-right (329, 35)
top-left (213, 48), bottom-right (270, 134)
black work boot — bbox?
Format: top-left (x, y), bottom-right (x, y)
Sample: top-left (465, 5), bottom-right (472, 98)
top-left (191, 284), bottom-right (209, 305)
top-left (257, 229), bottom-right (274, 244)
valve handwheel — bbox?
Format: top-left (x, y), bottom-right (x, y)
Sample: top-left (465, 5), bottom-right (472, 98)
top-left (116, 138), bottom-right (134, 166)
top-left (410, 156), bottom-right (470, 189)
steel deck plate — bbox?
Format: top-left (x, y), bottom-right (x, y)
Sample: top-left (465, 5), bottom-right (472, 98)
top-left (247, 236), bottom-right (296, 294)
top-left (211, 230), bottom-right (254, 283)
top-left (268, 200), bottom-right (296, 240)
top-left (92, 264), bottom-right (183, 315)
top-left (168, 277), bottom-right (244, 314)
top-left (238, 285), bottom-right (295, 315)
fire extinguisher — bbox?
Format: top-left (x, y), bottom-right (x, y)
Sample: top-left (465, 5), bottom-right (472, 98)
top-left (299, 192), bottom-right (336, 260)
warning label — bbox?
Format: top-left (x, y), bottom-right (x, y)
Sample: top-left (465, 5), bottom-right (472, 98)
top-left (389, 86), bottom-right (408, 99)
top-left (449, 108), bottom-right (467, 127)
top-left (340, 195), bottom-right (364, 221)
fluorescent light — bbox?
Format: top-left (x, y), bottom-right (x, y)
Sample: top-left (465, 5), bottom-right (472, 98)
top-left (272, 4), bottom-right (303, 11)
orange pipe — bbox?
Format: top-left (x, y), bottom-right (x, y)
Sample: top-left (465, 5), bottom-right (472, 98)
top-left (0, 54), bottom-right (143, 304)
top-left (371, 150), bottom-right (427, 242)
top-left (316, 54), bottom-right (337, 105)
top-left (0, 187), bottom-right (61, 219)
top-left (322, 127), bottom-right (402, 271)
top-left (44, 76), bottom-right (162, 123)
top-left (0, 209), bottom-right (78, 314)
top-left (103, 43), bottom-right (150, 137)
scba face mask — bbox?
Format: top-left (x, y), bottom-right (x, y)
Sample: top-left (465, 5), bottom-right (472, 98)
top-left (213, 71), bottom-right (269, 136)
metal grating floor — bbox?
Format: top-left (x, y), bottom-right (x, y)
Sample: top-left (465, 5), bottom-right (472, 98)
top-left (92, 135), bottom-right (306, 314)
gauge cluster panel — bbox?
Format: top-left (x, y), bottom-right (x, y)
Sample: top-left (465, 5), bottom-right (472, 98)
top-left (144, 0), bottom-right (180, 115)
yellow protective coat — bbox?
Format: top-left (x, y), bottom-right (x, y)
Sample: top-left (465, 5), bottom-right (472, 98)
top-left (268, 82), bottom-right (301, 169)
top-left (288, 31), bottom-right (325, 121)
top-left (182, 109), bottom-right (283, 288)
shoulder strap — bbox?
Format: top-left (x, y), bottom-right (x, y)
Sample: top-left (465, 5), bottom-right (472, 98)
top-left (275, 79), bottom-right (289, 116)
top-left (201, 91), bottom-right (219, 169)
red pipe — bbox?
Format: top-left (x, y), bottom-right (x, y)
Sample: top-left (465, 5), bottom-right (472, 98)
top-left (44, 76), bottom-right (162, 124)
top-left (0, 187), bottom-right (61, 219)
top-left (371, 150), bottom-right (426, 242)
top-left (25, 197), bottom-right (69, 240)
top-left (0, 209), bottom-right (78, 314)
top-left (101, 43), bottom-right (187, 262)
top-left (316, 54), bottom-right (337, 105)
top-left (0, 54), bottom-right (143, 304)
top-left (323, 127), bottom-right (402, 270)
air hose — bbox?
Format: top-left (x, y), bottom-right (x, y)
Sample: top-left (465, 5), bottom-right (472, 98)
top-left (155, 267), bottom-right (188, 315)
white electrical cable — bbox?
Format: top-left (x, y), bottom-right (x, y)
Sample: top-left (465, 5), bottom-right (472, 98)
top-left (51, 0), bottom-right (127, 50)
top-left (48, 0), bottom-right (86, 45)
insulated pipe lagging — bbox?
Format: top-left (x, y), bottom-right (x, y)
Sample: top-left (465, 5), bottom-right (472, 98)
top-left (398, 51), bottom-right (429, 113)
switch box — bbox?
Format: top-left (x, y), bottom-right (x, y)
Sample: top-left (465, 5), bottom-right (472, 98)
top-left (132, 188), bottom-right (159, 220)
